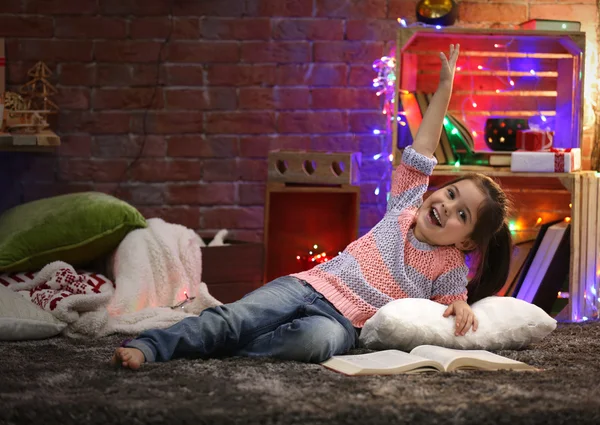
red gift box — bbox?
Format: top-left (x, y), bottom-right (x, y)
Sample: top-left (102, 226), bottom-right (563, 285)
top-left (516, 129), bottom-right (553, 151)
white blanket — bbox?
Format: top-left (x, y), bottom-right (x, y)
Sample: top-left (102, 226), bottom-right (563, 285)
top-left (18, 218), bottom-right (222, 338)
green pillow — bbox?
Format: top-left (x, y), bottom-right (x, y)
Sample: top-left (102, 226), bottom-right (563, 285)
top-left (0, 192), bottom-right (147, 272)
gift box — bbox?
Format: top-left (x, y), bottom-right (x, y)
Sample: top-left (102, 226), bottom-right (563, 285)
top-left (511, 148), bottom-right (581, 173)
top-left (516, 129), bottom-right (554, 151)
top-left (0, 39), bottom-right (4, 97)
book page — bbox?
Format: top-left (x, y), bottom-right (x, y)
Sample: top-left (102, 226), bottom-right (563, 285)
top-left (410, 345), bottom-right (534, 371)
top-left (321, 350), bottom-right (443, 375)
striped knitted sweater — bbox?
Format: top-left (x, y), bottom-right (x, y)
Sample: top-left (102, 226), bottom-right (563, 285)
top-left (292, 146), bottom-right (468, 328)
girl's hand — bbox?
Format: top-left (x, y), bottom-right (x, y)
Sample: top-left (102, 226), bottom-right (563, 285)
top-left (439, 44), bottom-right (460, 87)
top-left (443, 300), bottom-right (477, 336)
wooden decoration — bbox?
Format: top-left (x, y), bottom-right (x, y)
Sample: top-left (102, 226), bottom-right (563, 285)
top-left (268, 150), bottom-right (361, 185)
top-left (19, 61), bottom-right (59, 113)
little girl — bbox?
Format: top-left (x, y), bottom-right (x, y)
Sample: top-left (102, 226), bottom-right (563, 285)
top-left (113, 44), bottom-right (512, 369)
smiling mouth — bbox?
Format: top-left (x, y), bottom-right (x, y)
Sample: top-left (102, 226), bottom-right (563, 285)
top-left (429, 207), bottom-right (442, 226)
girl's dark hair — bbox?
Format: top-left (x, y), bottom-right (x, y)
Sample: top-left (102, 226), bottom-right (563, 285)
top-left (441, 174), bottom-right (512, 304)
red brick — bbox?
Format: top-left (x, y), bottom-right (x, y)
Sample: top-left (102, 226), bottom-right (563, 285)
top-left (0, 16), bottom-right (53, 37)
top-left (348, 65), bottom-right (374, 87)
top-left (55, 17), bottom-right (127, 38)
top-left (314, 41), bottom-right (384, 63)
top-left (201, 18), bottom-right (271, 40)
top-left (206, 64), bottom-right (277, 86)
top-left (239, 183), bottom-right (266, 205)
top-left (241, 42), bottom-right (311, 63)
top-left (131, 159), bottom-right (202, 182)
top-left (167, 65), bottom-right (205, 86)
top-left (137, 206), bottom-right (200, 229)
top-left (131, 64), bottom-right (167, 86)
top-left (277, 111), bottom-right (348, 133)
top-left (239, 136), bottom-right (271, 158)
top-left (239, 88), bottom-right (310, 110)
top-left (26, 0), bottom-right (98, 14)
top-left (224, 230), bottom-right (263, 243)
top-left (93, 135), bottom-right (167, 157)
top-left (272, 18), bottom-right (344, 40)
top-left (310, 135), bottom-right (360, 152)
top-left (167, 41), bottom-right (239, 63)
top-left (58, 159), bottom-right (129, 182)
top-left (95, 41), bottom-right (165, 63)
top-left (59, 111), bottom-right (132, 134)
top-left (246, 0), bottom-right (313, 17)
top-left (6, 61), bottom-right (34, 85)
top-left (96, 64), bottom-right (132, 86)
top-left (202, 159), bottom-right (237, 182)
top-left (349, 111), bottom-right (386, 133)
top-left (202, 207), bottom-right (264, 229)
top-left (459, 2), bottom-right (528, 23)
top-left (58, 135), bottom-right (92, 157)
top-left (270, 135), bottom-right (311, 150)
top-left (9, 40), bottom-right (93, 62)
top-left (0, 0), bottom-right (23, 13)
top-left (99, 0), bottom-right (170, 15)
top-left (167, 183), bottom-right (236, 205)
top-left (130, 17), bottom-right (201, 39)
top-left (312, 88), bottom-right (379, 109)
top-left (206, 112), bottom-right (276, 134)
top-left (168, 135), bottom-right (239, 158)
top-left (132, 112), bottom-right (204, 134)
top-left (165, 88), bottom-right (237, 110)
top-left (346, 19), bottom-right (398, 41)
top-left (238, 158), bottom-right (268, 181)
top-left (357, 134), bottom-right (383, 156)
top-left (59, 63), bottom-right (95, 86)
top-left (316, 0), bottom-right (386, 18)
top-left (54, 87), bottom-right (91, 110)
top-left (388, 0), bottom-right (418, 19)
top-left (173, 0), bottom-right (246, 17)
top-left (276, 64), bottom-right (347, 86)
top-left (529, 4), bottom-right (598, 23)
top-left (114, 184), bottom-right (166, 205)
top-left (93, 88), bottom-right (164, 110)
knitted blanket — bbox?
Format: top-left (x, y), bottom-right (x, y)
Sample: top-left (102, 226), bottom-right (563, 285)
top-left (6, 218), bottom-right (222, 338)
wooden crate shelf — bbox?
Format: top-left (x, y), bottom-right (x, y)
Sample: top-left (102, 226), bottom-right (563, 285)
top-left (263, 183), bottom-right (360, 283)
top-left (393, 27), bottom-right (585, 158)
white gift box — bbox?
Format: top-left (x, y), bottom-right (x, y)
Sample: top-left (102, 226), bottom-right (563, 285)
top-left (511, 148), bottom-right (581, 173)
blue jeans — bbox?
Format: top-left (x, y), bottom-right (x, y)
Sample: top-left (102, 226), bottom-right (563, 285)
top-left (126, 276), bottom-right (359, 363)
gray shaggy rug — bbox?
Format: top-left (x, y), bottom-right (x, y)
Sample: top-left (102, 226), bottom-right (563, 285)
top-left (1, 322), bottom-right (600, 425)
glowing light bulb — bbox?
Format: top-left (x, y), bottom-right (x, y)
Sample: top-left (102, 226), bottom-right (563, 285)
top-left (373, 153), bottom-right (382, 160)
top-left (398, 18), bottom-right (407, 27)
top-left (313, 244), bottom-right (318, 249)
top-left (456, 66), bottom-right (462, 71)
top-left (451, 128), bottom-right (458, 135)
top-left (454, 161), bottom-right (460, 168)
top-left (565, 217), bottom-right (571, 223)
top-left (388, 154), bottom-right (393, 162)
top-left (509, 80), bottom-right (515, 86)
top-left (530, 69), bottom-right (536, 75)
top-left (472, 131), bottom-right (477, 137)
top-left (374, 187), bottom-right (380, 195)
top-left (373, 129), bottom-right (381, 135)
top-left (477, 65), bottom-right (483, 70)
top-left (296, 255), bottom-right (300, 260)
top-left (541, 115), bottom-right (547, 122)
top-left (472, 102), bottom-right (477, 108)
top-left (435, 25), bottom-right (441, 29)
top-left (536, 217), bottom-right (542, 225)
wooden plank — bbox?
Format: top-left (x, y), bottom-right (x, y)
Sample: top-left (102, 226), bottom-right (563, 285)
top-left (555, 58), bottom-right (581, 149)
top-left (584, 173), bottom-right (598, 319)
top-left (595, 175), bottom-right (600, 317)
top-left (267, 151), bottom-right (361, 186)
top-left (569, 173), bottom-right (582, 321)
top-left (578, 173), bottom-right (589, 319)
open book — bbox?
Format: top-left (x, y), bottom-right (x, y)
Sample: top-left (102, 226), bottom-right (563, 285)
top-left (321, 345), bottom-right (536, 375)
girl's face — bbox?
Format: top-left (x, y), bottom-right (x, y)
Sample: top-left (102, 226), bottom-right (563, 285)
top-left (413, 179), bottom-right (486, 249)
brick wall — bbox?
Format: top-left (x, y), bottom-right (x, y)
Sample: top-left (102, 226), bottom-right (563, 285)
top-left (0, 0), bottom-right (598, 241)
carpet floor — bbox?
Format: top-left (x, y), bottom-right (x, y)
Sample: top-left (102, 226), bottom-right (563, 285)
top-left (1, 322), bottom-right (600, 425)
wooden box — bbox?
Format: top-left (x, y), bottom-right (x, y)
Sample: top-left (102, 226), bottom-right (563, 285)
top-left (393, 27), bottom-right (585, 164)
top-left (264, 183), bottom-right (360, 283)
top-left (268, 150), bottom-right (361, 185)
top-left (201, 240), bottom-right (264, 304)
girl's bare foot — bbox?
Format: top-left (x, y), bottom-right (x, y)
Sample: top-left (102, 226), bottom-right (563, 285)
top-left (112, 347), bottom-right (145, 370)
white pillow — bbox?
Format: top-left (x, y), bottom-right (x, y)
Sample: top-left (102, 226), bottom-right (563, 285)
top-left (360, 297), bottom-right (557, 351)
top-left (0, 284), bottom-right (67, 340)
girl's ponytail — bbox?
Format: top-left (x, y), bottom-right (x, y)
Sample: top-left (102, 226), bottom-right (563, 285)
top-left (467, 221), bottom-right (512, 304)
